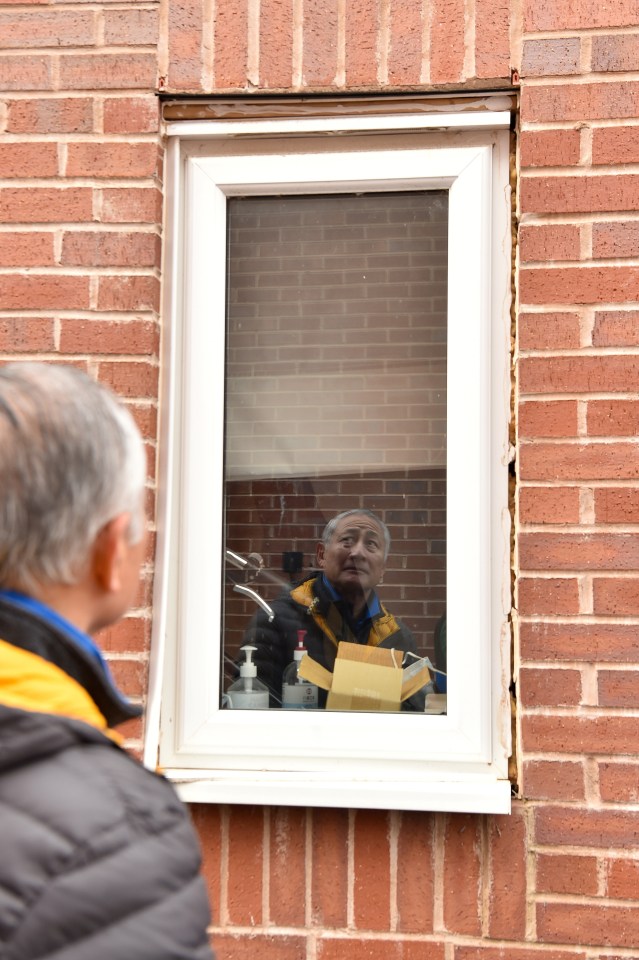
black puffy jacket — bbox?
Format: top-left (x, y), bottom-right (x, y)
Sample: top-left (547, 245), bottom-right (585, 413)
top-left (0, 596), bottom-right (213, 960)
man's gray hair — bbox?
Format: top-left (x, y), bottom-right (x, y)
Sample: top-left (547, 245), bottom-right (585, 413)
top-left (0, 363), bottom-right (146, 591)
top-left (322, 509), bottom-right (391, 560)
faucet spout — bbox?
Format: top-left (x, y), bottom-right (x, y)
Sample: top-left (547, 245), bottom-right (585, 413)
top-left (233, 583), bottom-right (275, 622)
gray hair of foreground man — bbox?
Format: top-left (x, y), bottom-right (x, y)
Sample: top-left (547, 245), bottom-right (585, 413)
top-left (321, 508), bottom-right (391, 560)
top-left (0, 363), bottom-right (146, 592)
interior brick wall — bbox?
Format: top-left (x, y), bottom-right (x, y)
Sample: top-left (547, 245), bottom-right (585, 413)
top-left (3, 0), bottom-right (639, 956)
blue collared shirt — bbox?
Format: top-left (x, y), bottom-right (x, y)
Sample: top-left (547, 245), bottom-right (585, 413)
top-left (321, 574), bottom-right (381, 630)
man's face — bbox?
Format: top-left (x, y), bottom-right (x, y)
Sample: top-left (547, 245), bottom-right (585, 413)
top-left (317, 514), bottom-right (386, 601)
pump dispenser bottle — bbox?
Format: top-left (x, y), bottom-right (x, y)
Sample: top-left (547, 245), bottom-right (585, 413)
top-left (226, 645), bottom-right (269, 709)
top-left (282, 630), bottom-right (318, 709)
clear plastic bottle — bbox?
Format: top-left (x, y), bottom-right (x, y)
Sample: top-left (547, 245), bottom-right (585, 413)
top-left (226, 645), bottom-right (269, 709)
top-left (282, 630), bottom-right (318, 709)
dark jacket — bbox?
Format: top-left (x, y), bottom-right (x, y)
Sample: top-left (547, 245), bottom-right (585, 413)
top-left (243, 574), bottom-right (423, 709)
top-left (0, 596), bottom-right (213, 960)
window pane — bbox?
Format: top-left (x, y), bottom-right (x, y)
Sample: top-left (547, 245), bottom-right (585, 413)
top-left (222, 191), bottom-right (447, 713)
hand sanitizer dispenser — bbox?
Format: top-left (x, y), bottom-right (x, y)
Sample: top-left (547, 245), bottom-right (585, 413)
top-left (226, 645), bottom-right (269, 709)
top-left (282, 630), bottom-right (318, 709)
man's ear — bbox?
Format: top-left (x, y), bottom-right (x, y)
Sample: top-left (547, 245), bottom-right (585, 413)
top-left (316, 541), bottom-right (325, 569)
top-left (92, 513), bottom-right (131, 593)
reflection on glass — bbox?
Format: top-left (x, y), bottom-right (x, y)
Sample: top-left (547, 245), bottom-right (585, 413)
top-left (221, 192), bottom-right (447, 714)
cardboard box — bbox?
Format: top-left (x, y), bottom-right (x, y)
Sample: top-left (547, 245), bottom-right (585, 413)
top-left (298, 641), bottom-right (431, 712)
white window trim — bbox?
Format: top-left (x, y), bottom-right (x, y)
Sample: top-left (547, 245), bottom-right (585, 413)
top-left (145, 108), bottom-right (513, 814)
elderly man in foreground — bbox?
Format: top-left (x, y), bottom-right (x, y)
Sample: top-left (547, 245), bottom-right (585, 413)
top-left (244, 508), bottom-right (423, 709)
top-left (0, 364), bottom-right (213, 960)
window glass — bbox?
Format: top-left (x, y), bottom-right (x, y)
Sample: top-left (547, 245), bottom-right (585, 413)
top-left (221, 191), bottom-right (448, 713)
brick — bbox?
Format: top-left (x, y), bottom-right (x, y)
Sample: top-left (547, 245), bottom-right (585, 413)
top-left (523, 82), bottom-right (639, 123)
top-left (108, 657), bottom-right (147, 698)
top-left (537, 902), bottom-right (639, 949)
top-left (215, 934), bottom-right (306, 959)
top-left (345, 0), bottom-right (379, 87)
top-left (599, 670), bottom-right (639, 708)
top-left (525, 0), bottom-right (639, 30)
top-left (521, 38), bottom-right (580, 77)
top-left (520, 356), bottom-right (639, 395)
top-left (519, 401), bottom-right (578, 438)
top-left (443, 814), bottom-right (481, 936)
top-left (0, 143), bottom-right (58, 178)
top-left (523, 715), bottom-right (639, 756)
top-left (190, 803), bottom-right (223, 907)
top-left (270, 807), bottom-right (306, 926)
top-left (593, 577), bottom-right (639, 615)
top-left (97, 276), bottom-right (160, 312)
top-left (487, 807), bottom-right (526, 940)
top-left (104, 8), bottom-right (158, 45)
top-left (318, 940), bottom-right (445, 960)
top-left (0, 187), bottom-right (92, 223)
top-left (213, 0), bottom-right (248, 88)
top-left (456, 949), bottom-right (585, 960)
top-left (0, 10), bottom-right (94, 47)
top-left (227, 806), bottom-right (264, 925)
top-left (0, 56), bottom-right (51, 91)
top-left (311, 807), bottom-right (349, 928)
top-left (302, 0), bottom-right (339, 87)
top-left (519, 129), bottom-right (581, 168)
top-left (588, 400), bottom-right (639, 436)
top-left (593, 126), bottom-right (639, 165)
top-left (518, 486), bottom-right (580, 524)
top-left (520, 620), bottom-right (639, 663)
top-left (520, 442), bottom-right (639, 481)
top-left (519, 225), bottom-right (581, 263)
top-left (517, 577), bottom-right (580, 616)
top-left (99, 187), bottom-right (162, 224)
top-left (59, 54), bottom-right (157, 91)
top-left (0, 317), bottom-right (54, 352)
top-left (0, 275), bottom-right (89, 311)
top-left (167, 0), bottom-right (203, 91)
top-left (98, 361), bottom-right (159, 400)
top-left (592, 34), bottom-right (639, 73)
top-left (353, 809), bottom-right (391, 930)
top-left (536, 852), bottom-right (598, 896)
top-left (607, 858), bottom-right (639, 900)
top-left (519, 667), bottom-right (582, 707)
top-left (0, 232), bottom-right (54, 267)
top-left (66, 142), bottom-right (158, 179)
top-left (595, 487), bottom-right (639, 523)
top-left (520, 265), bottom-right (639, 306)
top-left (429, 0), bottom-right (464, 84)
top-left (61, 231), bottom-right (160, 268)
top-left (521, 175), bottom-right (639, 215)
top-left (518, 312), bottom-right (581, 351)
top-left (6, 97), bottom-right (93, 134)
top-left (103, 96), bottom-right (159, 134)
top-left (474, 0), bottom-right (510, 79)
top-left (387, 0), bottom-right (424, 85)
top-left (520, 532), bottom-right (639, 570)
top-left (599, 762), bottom-right (639, 803)
top-left (97, 614), bottom-right (148, 654)
top-left (593, 221), bottom-right (639, 260)
top-left (259, 0), bottom-right (294, 89)
top-left (521, 759), bottom-right (585, 801)
top-left (396, 811), bottom-right (435, 932)
top-left (59, 319), bottom-right (159, 356)
top-left (593, 311), bottom-right (639, 347)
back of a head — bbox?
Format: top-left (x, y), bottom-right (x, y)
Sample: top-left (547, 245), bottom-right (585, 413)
top-left (0, 363), bottom-right (146, 593)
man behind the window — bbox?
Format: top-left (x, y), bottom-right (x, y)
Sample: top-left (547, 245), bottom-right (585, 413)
top-left (244, 509), bottom-right (423, 710)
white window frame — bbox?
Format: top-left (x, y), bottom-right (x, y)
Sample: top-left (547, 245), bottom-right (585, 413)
top-left (146, 106), bottom-right (513, 814)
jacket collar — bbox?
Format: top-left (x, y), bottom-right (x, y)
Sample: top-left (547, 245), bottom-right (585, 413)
top-left (0, 594), bottom-right (141, 729)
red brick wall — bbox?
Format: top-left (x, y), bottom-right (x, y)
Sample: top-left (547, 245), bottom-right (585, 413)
top-left (3, 0), bottom-right (639, 957)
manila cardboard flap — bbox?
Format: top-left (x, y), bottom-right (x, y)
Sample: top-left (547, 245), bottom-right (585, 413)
top-left (298, 641), bottom-right (431, 711)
